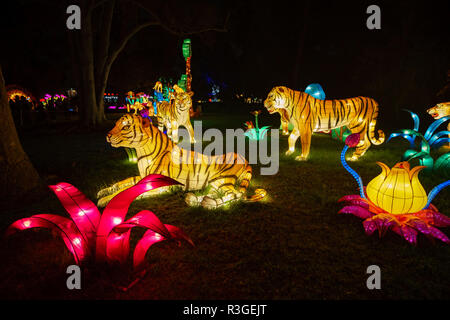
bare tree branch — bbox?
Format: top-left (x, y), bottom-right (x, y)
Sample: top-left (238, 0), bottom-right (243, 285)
top-left (128, 0), bottom-right (230, 36)
top-left (95, 0), bottom-right (115, 96)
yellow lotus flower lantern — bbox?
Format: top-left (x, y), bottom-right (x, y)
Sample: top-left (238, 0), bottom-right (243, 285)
top-left (366, 161), bottom-right (427, 214)
top-left (339, 134), bottom-right (450, 244)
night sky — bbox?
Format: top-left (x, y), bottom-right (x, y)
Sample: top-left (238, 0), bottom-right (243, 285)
top-left (1, 0), bottom-right (449, 126)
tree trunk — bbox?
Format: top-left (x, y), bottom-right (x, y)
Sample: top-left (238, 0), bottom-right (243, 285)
top-left (0, 64), bottom-right (41, 199)
top-left (76, 1), bottom-right (106, 127)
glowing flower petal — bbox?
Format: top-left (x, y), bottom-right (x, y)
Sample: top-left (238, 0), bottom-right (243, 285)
top-left (345, 133), bottom-right (360, 148)
top-left (6, 214), bottom-right (88, 264)
top-left (363, 220), bottom-right (377, 235)
top-left (107, 210), bottom-right (171, 263)
top-left (133, 230), bottom-right (167, 270)
top-left (107, 210), bottom-right (194, 270)
top-left (96, 174), bottom-right (182, 262)
top-left (339, 205), bottom-right (373, 219)
top-left (49, 182), bottom-right (101, 246)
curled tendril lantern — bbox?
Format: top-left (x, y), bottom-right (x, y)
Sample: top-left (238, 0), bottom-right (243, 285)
top-left (338, 133), bottom-right (450, 244)
top-left (6, 174), bottom-right (194, 285)
top-left (388, 109), bottom-right (449, 177)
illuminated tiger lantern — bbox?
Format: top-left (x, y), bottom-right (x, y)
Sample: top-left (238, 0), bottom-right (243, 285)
top-left (97, 114), bottom-right (266, 209)
top-left (157, 90), bottom-right (196, 143)
top-left (264, 86), bottom-right (385, 161)
top-left (153, 81), bottom-right (163, 93)
top-left (428, 102), bottom-right (450, 149)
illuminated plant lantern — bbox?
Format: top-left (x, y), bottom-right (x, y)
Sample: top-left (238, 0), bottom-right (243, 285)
top-left (304, 83), bottom-right (326, 100)
top-left (182, 39), bottom-right (192, 92)
top-left (178, 74), bottom-right (188, 92)
top-left (264, 86), bottom-right (384, 161)
top-left (389, 109), bottom-right (449, 177)
top-left (244, 110), bottom-right (270, 141)
top-left (97, 114), bottom-right (266, 209)
top-left (125, 147), bottom-right (138, 163)
top-left (6, 174), bottom-right (194, 288)
top-left (338, 134), bottom-right (450, 244)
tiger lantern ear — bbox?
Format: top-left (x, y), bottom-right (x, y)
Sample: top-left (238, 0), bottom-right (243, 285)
top-left (188, 91), bottom-right (194, 97)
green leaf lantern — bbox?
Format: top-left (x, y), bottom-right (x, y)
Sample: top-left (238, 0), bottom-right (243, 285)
top-left (178, 74), bottom-right (187, 91)
top-left (182, 39), bottom-right (192, 60)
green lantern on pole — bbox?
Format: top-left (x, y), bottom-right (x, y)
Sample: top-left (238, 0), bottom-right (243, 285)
top-left (182, 39), bottom-right (192, 60)
top-left (178, 74), bottom-right (187, 92)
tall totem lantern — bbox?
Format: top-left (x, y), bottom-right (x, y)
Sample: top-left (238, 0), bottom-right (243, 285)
top-left (182, 39), bottom-right (192, 92)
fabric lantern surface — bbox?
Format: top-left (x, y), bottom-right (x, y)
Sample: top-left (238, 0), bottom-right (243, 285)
top-left (366, 161), bottom-right (427, 214)
top-left (182, 39), bottom-right (192, 59)
top-left (304, 83), bottom-right (326, 100)
top-left (339, 135), bottom-right (450, 244)
top-left (97, 114), bottom-right (267, 209)
top-left (264, 86), bottom-right (385, 161)
top-left (6, 174), bottom-right (194, 283)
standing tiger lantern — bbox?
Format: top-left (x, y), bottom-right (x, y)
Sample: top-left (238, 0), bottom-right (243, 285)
top-left (264, 86), bottom-right (385, 160)
top-left (97, 114), bottom-right (266, 209)
top-left (157, 90), bottom-right (196, 143)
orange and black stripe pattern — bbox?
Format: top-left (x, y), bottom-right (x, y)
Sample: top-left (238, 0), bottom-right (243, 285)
top-left (157, 91), bottom-right (196, 143)
top-left (98, 114), bottom-right (266, 209)
top-left (264, 86), bottom-right (385, 160)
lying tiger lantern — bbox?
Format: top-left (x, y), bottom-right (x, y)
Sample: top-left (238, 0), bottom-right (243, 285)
top-left (427, 102), bottom-right (450, 149)
top-left (264, 86), bottom-right (385, 161)
top-left (97, 114), bottom-right (266, 209)
top-left (157, 90), bottom-right (196, 143)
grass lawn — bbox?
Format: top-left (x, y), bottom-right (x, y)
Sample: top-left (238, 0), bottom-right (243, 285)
top-left (0, 110), bottom-right (449, 299)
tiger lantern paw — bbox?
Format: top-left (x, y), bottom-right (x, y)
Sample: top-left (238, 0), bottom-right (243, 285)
top-left (285, 150), bottom-right (294, 156)
top-left (97, 186), bottom-right (115, 199)
top-left (185, 192), bottom-right (203, 206)
top-left (346, 155), bottom-right (360, 161)
top-left (201, 196), bottom-right (219, 210)
top-left (295, 155), bottom-right (308, 161)
top-left (97, 194), bottom-right (114, 208)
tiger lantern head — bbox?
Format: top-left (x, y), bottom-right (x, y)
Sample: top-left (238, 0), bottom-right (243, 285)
top-left (174, 91), bottom-right (194, 110)
top-left (107, 114), bottom-right (151, 148)
top-left (427, 102), bottom-right (450, 119)
top-left (264, 86), bottom-right (289, 114)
